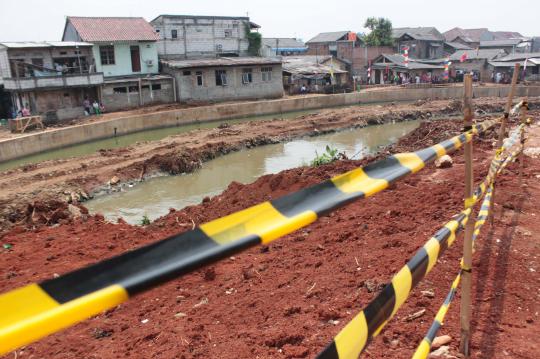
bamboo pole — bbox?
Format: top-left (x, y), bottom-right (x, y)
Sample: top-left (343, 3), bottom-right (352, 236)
top-left (490, 63), bottom-right (521, 226)
top-left (519, 100), bottom-right (528, 185)
top-left (459, 74), bottom-right (474, 357)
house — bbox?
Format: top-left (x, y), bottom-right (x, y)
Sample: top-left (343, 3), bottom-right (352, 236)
top-left (449, 49), bottom-right (506, 81)
top-left (305, 31), bottom-right (356, 56)
top-left (489, 52), bottom-right (540, 82)
top-left (160, 57), bottom-right (283, 102)
top-left (370, 54), bottom-right (444, 84)
top-left (0, 41), bottom-right (103, 121)
top-left (335, 41), bottom-right (394, 82)
top-left (444, 27), bottom-right (525, 48)
top-left (62, 16), bottom-right (175, 111)
top-left (479, 39), bottom-right (527, 54)
top-left (532, 37), bottom-right (540, 52)
top-left (281, 55), bottom-right (349, 94)
top-left (444, 42), bottom-right (473, 56)
top-left (150, 15), bottom-right (260, 59)
top-left (262, 38), bottom-right (307, 56)
top-left (392, 27), bottom-right (445, 59)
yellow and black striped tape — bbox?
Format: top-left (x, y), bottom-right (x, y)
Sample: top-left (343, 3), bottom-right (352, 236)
top-left (317, 139), bottom-right (522, 359)
top-left (412, 185), bottom-right (494, 359)
top-left (316, 209), bottom-right (471, 359)
top-left (0, 118), bottom-right (499, 355)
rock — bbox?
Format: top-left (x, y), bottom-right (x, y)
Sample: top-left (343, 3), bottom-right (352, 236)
top-left (68, 204), bottom-right (82, 218)
top-left (390, 339), bottom-right (400, 349)
top-left (428, 345), bottom-right (458, 359)
top-left (421, 289), bottom-right (435, 298)
top-left (435, 155), bottom-right (453, 168)
top-left (110, 175), bottom-right (120, 185)
top-left (70, 191), bottom-right (81, 203)
top-left (405, 308), bottom-right (426, 321)
top-left (432, 335), bottom-right (452, 349)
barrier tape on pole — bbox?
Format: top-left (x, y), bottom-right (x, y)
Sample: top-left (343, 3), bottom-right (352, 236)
top-left (0, 118), bottom-right (499, 355)
top-left (316, 209), bottom-right (471, 359)
top-left (412, 144), bottom-right (522, 359)
top-left (317, 136), bottom-right (522, 359)
top-left (411, 186), bottom-right (493, 359)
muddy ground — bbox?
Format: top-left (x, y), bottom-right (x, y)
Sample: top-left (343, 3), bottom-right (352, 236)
top-left (1, 97), bottom-right (538, 234)
top-left (0, 108), bottom-right (539, 358)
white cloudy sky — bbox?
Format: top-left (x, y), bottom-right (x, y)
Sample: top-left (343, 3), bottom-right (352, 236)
top-left (1, 0), bottom-right (538, 42)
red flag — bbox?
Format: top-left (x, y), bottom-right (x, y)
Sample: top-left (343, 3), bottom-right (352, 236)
top-left (460, 52), bottom-right (468, 63)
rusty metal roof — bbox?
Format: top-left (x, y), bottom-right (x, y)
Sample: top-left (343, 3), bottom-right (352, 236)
top-left (161, 57), bottom-right (282, 69)
top-left (67, 17), bottom-right (159, 42)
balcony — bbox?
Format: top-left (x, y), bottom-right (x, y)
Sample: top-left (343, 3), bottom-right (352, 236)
top-left (3, 72), bottom-right (104, 91)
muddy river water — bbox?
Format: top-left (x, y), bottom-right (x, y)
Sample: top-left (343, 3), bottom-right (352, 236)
top-left (85, 119), bottom-right (420, 224)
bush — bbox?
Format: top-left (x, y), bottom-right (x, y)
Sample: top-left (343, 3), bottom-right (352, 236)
top-left (141, 215), bottom-right (151, 226)
top-left (310, 145), bottom-right (341, 167)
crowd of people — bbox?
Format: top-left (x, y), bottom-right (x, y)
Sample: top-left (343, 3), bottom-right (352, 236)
top-left (82, 96), bottom-right (104, 116)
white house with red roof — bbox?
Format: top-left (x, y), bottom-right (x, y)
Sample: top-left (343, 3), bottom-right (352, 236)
top-left (62, 17), bottom-right (175, 111)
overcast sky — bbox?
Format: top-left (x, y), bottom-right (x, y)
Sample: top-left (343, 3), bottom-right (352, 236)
top-left (1, 0), bottom-right (538, 42)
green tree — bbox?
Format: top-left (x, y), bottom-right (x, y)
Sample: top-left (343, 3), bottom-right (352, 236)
top-left (244, 22), bottom-right (262, 56)
top-left (362, 17), bottom-right (393, 46)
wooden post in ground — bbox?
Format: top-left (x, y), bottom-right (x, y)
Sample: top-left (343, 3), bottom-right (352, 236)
top-left (519, 100), bottom-right (528, 185)
top-left (490, 62), bottom-right (521, 226)
top-left (459, 74), bottom-right (474, 357)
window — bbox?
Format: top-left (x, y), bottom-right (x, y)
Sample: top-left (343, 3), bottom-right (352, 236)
top-left (74, 50), bottom-right (81, 55)
top-left (99, 45), bottom-right (115, 65)
top-left (215, 70), bottom-right (227, 86)
top-left (113, 87), bottom-right (127, 93)
top-left (171, 29), bottom-right (178, 39)
top-left (224, 29), bottom-right (233, 38)
top-left (215, 44), bottom-right (223, 53)
top-left (155, 28), bottom-right (160, 33)
top-left (151, 84), bottom-right (162, 90)
top-left (31, 58), bottom-right (44, 67)
top-left (183, 70), bottom-right (191, 76)
top-left (241, 68), bottom-right (253, 84)
top-left (261, 67), bottom-right (272, 81)
top-left (60, 51), bottom-right (67, 55)
top-left (128, 86), bottom-right (139, 93)
top-left (196, 71), bottom-right (203, 86)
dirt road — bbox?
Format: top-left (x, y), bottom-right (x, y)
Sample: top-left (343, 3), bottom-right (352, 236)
top-left (0, 113), bottom-right (538, 358)
top-left (1, 97), bottom-right (536, 233)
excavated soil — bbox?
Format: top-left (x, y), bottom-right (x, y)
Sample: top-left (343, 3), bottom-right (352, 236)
top-left (1, 97), bottom-right (537, 234)
top-left (1, 111), bottom-right (539, 358)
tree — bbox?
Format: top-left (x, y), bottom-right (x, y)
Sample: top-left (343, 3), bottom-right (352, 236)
top-left (362, 17), bottom-right (393, 46)
top-left (244, 22), bottom-right (262, 56)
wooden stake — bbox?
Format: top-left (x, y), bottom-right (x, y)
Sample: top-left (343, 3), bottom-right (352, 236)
top-left (459, 74), bottom-right (474, 357)
top-left (519, 100), bottom-right (528, 185)
top-left (490, 62), bottom-right (521, 226)
top-left (497, 63), bottom-right (521, 147)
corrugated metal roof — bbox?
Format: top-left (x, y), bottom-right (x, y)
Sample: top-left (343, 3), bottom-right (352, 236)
top-left (263, 38), bottom-right (306, 49)
top-left (497, 52), bottom-right (540, 61)
top-left (306, 31), bottom-right (350, 43)
top-left (282, 58), bottom-right (347, 76)
top-left (0, 41), bottom-right (93, 48)
top-left (445, 41), bottom-right (473, 50)
top-left (161, 57), bottom-right (282, 69)
top-left (449, 49), bottom-right (506, 61)
top-left (67, 16), bottom-right (159, 42)
top-left (443, 27), bottom-right (488, 42)
top-left (392, 27), bottom-right (444, 41)
top-left (489, 58), bottom-right (540, 67)
top-left (372, 54), bottom-right (444, 70)
top-left (480, 39), bottom-right (522, 47)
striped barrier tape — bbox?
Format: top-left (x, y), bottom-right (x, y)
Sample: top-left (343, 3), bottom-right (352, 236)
top-left (0, 118), bottom-right (499, 355)
top-left (317, 139), bottom-right (521, 359)
top-left (316, 209), bottom-right (471, 359)
top-left (411, 143), bottom-right (522, 359)
top-left (412, 185), bottom-right (493, 359)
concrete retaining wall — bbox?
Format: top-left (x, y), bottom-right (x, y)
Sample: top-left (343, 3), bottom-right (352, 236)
top-left (2, 85), bottom-right (539, 162)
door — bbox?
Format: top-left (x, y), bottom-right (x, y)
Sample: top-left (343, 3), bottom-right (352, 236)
top-left (130, 46), bottom-right (141, 73)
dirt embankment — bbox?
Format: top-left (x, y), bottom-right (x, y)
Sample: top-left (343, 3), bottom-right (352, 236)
top-left (1, 113), bottom-right (539, 358)
top-left (0, 97), bottom-right (536, 234)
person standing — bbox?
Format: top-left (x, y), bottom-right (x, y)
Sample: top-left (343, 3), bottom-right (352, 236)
top-left (92, 100), bottom-right (101, 115)
top-left (83, 96), bottom-right (91, 115)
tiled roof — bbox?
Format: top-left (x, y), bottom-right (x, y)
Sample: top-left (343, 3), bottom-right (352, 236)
top-left (444, 27), bottom-right (488, 42)
top-left (306, 31), bottom-right (350, 43)
top-left (67, 17), bottom-right (159, 42)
